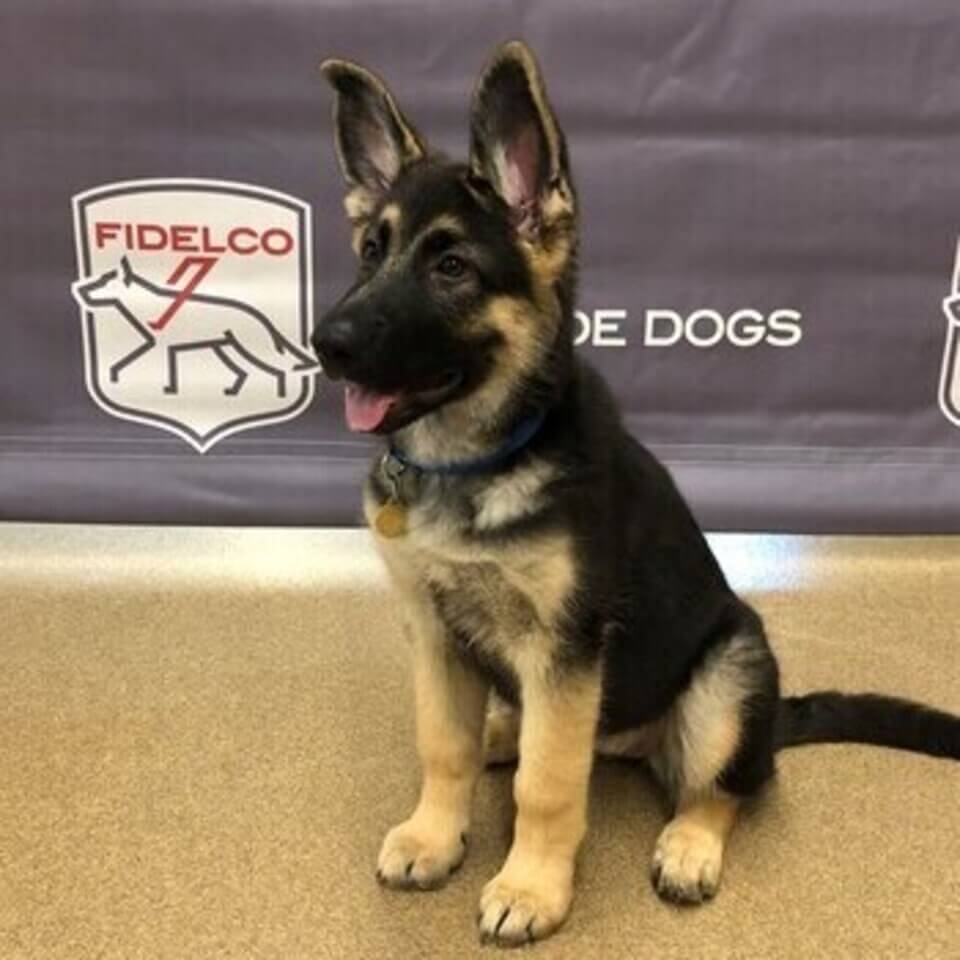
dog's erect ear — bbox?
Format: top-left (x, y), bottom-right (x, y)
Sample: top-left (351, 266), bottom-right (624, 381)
top-left (320, 59), bottom-right (427, 222)
top-left (468, 41), bottom-right (573, 238)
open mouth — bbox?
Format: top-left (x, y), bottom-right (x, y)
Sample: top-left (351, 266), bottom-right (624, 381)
top-left (343, 370), bottom-right (463, 433)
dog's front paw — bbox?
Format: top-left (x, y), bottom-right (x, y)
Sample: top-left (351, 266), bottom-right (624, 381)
top-left (477, 862), bottom-right (573, 946)
top-left (376, 818), bottom-right (468, 891)
top-left (651, 819), bottom-right (724, 904)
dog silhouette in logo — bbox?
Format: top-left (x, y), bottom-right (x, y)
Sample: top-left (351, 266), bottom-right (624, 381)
top-left (72, 256), bottom-right (318, 397)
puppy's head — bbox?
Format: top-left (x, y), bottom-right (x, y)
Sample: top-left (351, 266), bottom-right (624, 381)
top-left (313, 41), bottom-right (577, 435)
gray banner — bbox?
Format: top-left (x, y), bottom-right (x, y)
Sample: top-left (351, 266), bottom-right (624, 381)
top-left (2, 0), bottom-right (959, 532)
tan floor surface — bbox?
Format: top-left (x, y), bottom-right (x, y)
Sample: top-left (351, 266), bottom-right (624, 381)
top-left (0, 525), bottom-right (957, 959)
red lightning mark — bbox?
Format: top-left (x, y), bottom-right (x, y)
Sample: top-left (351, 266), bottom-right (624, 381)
top-left (149, 255), bottom-right (219, 331)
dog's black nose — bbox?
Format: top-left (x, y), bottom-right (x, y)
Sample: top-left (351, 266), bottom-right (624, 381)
top-left (312, 316), bottom-right (363, 379)
top-left (313, 310), bottom-right (391, 380)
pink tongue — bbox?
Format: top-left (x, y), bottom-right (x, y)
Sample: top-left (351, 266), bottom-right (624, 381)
top-left (344, 383), bottom-right (397, 432)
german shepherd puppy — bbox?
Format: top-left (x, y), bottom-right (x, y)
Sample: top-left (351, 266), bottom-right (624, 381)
top-left (313, 41), bottom-right (960, 946)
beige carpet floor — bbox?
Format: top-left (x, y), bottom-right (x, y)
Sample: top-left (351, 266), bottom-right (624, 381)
top-left (0, 525), bottom-right (957, 959)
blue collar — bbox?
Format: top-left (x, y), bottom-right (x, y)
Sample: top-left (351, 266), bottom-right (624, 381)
top-left (387, 409), bottom-right (548, 476)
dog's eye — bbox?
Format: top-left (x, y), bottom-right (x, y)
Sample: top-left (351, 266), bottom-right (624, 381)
top-left (361, 238), bottom-right (380, 263)
top-left (436, 254), bottom-right (466, 279)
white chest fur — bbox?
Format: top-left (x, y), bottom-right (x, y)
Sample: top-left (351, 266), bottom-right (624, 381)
top-left (365, 479), bottom-right (576, 673)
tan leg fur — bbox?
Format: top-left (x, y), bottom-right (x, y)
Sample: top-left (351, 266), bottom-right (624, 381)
top-left (376, 595), bottom-right (489, 890)
top-left (478, 666), bottom-right (602, 945)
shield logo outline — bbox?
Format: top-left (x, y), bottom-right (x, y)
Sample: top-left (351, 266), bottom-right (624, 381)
top-left (71, 178), bottom-right (316, 452)
top-left (940, 239), bottom-right (960, 429)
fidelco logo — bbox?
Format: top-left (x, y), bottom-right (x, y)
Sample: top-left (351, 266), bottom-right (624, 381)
top-left (939, 239), bottom-right (960, 428)
top-left (70, 179), bottom-right (318, 452)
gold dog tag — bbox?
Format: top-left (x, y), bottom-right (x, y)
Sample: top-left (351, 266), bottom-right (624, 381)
top-left (375, 500), bottom-right (408, 538)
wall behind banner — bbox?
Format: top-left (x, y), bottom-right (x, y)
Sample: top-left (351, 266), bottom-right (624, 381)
top-left (2, 0), bottom-right (959, 533)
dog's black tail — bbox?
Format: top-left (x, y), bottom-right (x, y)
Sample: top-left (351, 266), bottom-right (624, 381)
top-left (775, 692), bottom-right (960, 760)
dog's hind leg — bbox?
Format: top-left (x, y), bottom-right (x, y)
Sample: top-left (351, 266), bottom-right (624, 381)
top-left (212, 343), bottom-right (248, 395)
top-left (649, 625), bottom-right (779, 903)
top-left (482, 692), bottom-right (520, 766)
top-left (223, 334), bottom-right (288, 397)
top-left (651, 790), bottom-right (740, 903)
